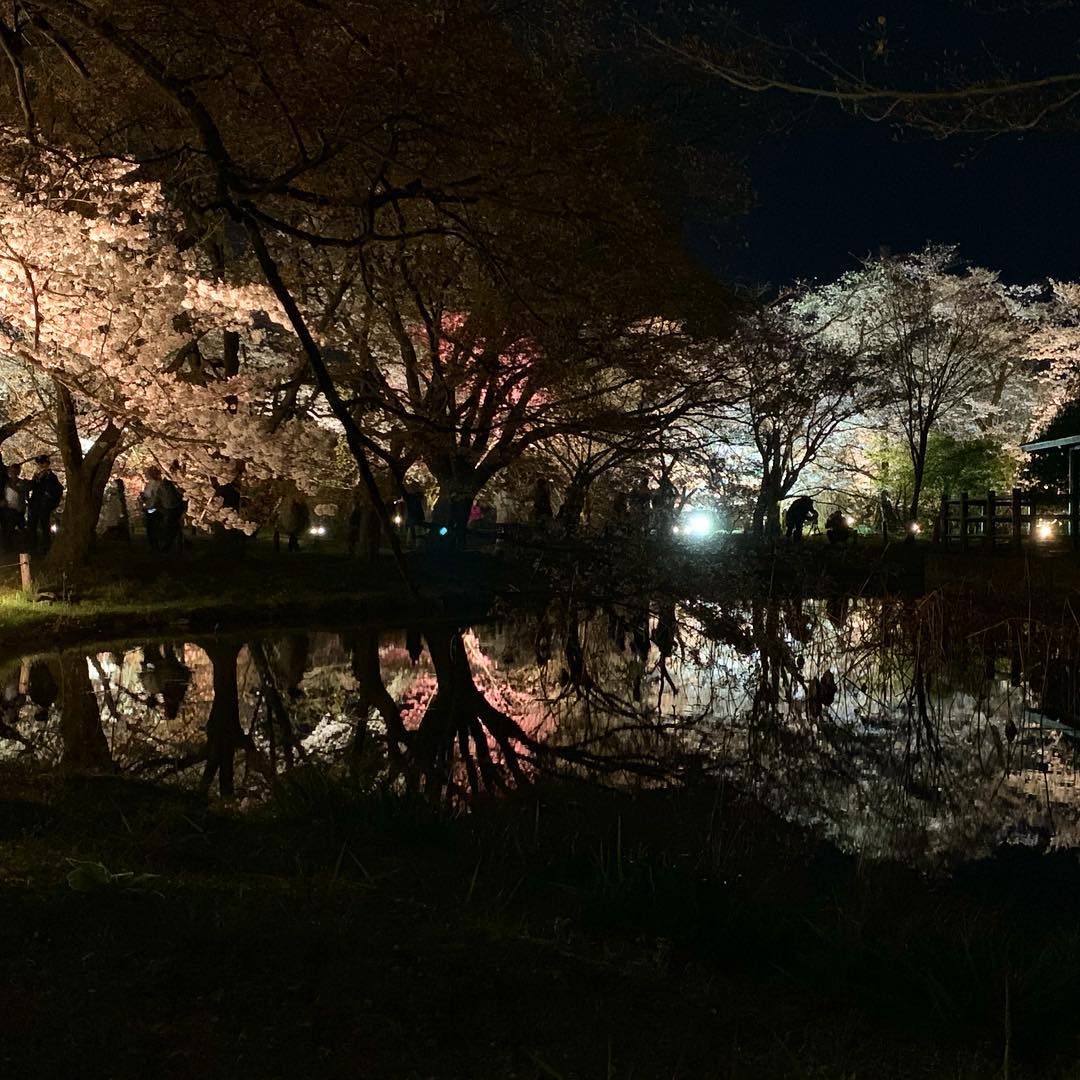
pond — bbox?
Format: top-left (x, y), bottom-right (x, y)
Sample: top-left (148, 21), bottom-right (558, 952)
top-left (5, 593), bottom-right (1080, 867)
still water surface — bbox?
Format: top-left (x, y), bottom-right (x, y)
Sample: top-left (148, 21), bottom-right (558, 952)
top-left (5, 595), bottom-right (1080, 866)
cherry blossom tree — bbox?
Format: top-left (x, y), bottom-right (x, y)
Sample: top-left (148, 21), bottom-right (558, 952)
top-left (808, 247), bottom-right (1033, 523)
top-left (710, 294), bottom-right (879, 537)
top-left (0, 153), bottom-right (329, 566)
top-left (0, 0), bottom-right (707, 580)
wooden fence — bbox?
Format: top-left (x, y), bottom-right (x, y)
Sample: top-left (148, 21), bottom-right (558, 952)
top-left (938, 489), bottom-right (1079, 549)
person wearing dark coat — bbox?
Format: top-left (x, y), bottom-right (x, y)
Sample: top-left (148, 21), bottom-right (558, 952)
top-left (825, 509), bottom-right (853, 545)
top-left (26, 455), bottom-right (62, 553)
top-left (785, 495), bottom-right (817, 541)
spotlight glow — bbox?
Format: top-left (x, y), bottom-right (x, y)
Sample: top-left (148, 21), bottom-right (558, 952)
top-left (685, 512), bottom-right (713, 538)
top-left (1036, 520), bottom-right (1054, 541)
top-left (676, 509), bottom-right (717, 540)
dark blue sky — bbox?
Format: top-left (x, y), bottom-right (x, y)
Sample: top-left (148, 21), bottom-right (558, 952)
top-left (707, 127), bottom-right (1080, 287)
top-left (634, 0), bottom-right (1080, 288)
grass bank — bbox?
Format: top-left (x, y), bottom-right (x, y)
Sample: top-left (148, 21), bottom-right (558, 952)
top-left (2, 766), bottom-right (1080, 1078)
top-left (0, 541), bottom-right (520, 656)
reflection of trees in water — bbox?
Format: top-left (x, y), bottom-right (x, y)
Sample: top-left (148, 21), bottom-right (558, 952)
top-left (409, 628), bottom-right (526, 796)
top-left (344, 628), bottom-right (408, 769)
top-left (503, 594), bottom-right (1080, 863)
top-left (58, 652), bottom-right (111, 772)
top-left (200, 639), bottom-right (252, 798)
top-left (7, 595), bottom-right (1080, 859)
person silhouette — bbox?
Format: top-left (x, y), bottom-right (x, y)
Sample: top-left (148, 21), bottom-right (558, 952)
top-left (785, 496), bottom-right (817, 541)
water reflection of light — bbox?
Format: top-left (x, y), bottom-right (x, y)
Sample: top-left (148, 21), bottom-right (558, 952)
top-left (11, 604), bottom-right (1080, 865)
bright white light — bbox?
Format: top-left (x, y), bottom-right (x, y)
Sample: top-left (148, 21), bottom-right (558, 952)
top-left (308, 525), bottom-right (327, 537)
top-left (50, 523), bottom-right (58, 534)
top-left (909, 522), bottom-right (921, 534)
top-left (683, 511), bottom-right (714, 539)
top-left (844, 515), bottom-right (856, 527)
top-left (672, 525), bottom-right (681, 535)
top-left (1036, 520), bottom-right (1054, 541)
top-left (393, 515), bottom-right (403, 526)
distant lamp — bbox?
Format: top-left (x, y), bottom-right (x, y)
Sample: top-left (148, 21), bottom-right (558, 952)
top-left (676, 509), bottom-right (715, 540)
top-left (50, 523), bottom-right (58, 534)
top-left (392, 514), bottom-right (403, 526)
top-left (438, 526), bottom-right (449, 537)
top-left (1036, 520), bottom-right (1055, 541)
top-left (909, 522), bottom-right (921, 534)
top-left (685, 512), bottom-right (713, 538)
top-left (844, 515), bottom-right (856, 528)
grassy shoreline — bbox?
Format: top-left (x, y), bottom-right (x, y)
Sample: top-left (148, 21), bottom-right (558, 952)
top-left (3, 535), bottom-right (1078, 659)
top-left (0, 545), bottom-right (511, 657)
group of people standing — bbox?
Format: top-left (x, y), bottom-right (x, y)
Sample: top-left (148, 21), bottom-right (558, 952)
top-left (138, 466), bottom-right (185, 552)
top-left (0, 456), bottom-right (63, 553)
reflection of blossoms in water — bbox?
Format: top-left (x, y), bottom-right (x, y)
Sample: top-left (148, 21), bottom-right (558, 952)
top-left (301, 716), bottom-right (354, 760)
top-left (461, 631), bottom-right (552, 743)
top-left (397, 672), bottom-right (440, 731)
top-left (7, 605), bottom-right (1080, 863)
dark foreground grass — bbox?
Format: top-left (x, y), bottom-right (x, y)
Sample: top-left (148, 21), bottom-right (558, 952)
top-left (2, 767), bottom-right (1080, 1078)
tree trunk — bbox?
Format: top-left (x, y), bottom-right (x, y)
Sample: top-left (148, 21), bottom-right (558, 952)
top-left (431, 470), bottom-right (482, 550)
top-left (48, 470), bottom-right (105, 568)
top-left (356, 504), bottom-right (381, 563)
top-left (908, 430), bottom-right (930, 523)
top-left (556, 474), bottom-right (589, 535)
top-left (754, 468), bottom-right (783, 539)
top-left (352, 471), bottom-right (394, 563)
top-left (47, 382), bottom-right (122, 571)
top-left (59, 651), bottom-right (111, 772)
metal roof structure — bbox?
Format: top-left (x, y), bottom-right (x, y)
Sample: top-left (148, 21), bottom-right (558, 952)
top-left (1021, 435), bottom-right (1080, 453)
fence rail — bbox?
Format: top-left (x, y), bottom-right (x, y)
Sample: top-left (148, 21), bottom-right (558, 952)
top-left (938, 489), bottom-right (1080, 549)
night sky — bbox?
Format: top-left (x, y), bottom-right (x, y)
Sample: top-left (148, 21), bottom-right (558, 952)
top-left (631, 0), bottom-right (1080, 288)
top-left (714, 125), bottom-right (1080, 288)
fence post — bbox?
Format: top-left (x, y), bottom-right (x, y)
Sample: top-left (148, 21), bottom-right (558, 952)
top-left (986, 490), bottom-right (996, 548)
top-left (960, 492), bottom-right (970, 550)
top-left (1070, 447), bottom-right (1080, 550)
top-left (1011, 488), bottom-right (1022, 550)
top-left (18, 552), bottom-right (31, 592)
top-left (939, 492), bottom-right (949, 547)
